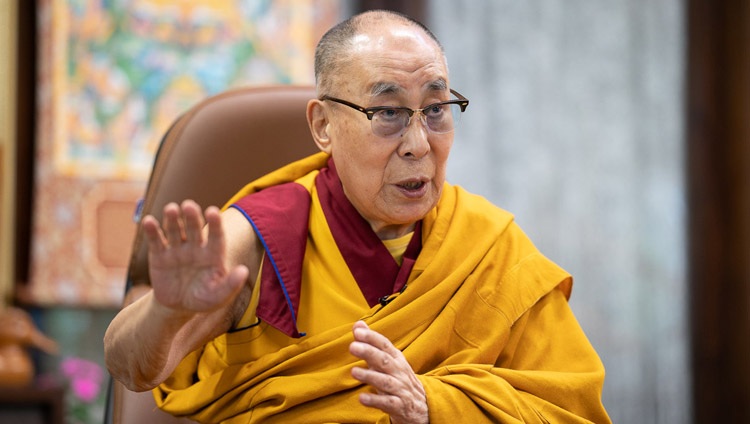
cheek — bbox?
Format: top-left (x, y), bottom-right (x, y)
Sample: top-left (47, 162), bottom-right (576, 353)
top-left (432, 140), bottom-right (453, 176)
top-left (334, 137), bottom-right (393, 182)
top-left (334, 149), bottom-right (382, 202)
top-left (437, 138), bottom-right (454, 160)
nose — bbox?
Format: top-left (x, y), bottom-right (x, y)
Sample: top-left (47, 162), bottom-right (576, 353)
top-left (398, 113), bottom-right (430, 158)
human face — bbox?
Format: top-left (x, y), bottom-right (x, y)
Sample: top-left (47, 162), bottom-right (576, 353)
top-left (319, 23), bottom-right (453, 239)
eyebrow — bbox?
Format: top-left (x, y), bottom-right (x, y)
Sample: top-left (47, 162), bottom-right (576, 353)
top-left (370, 82), bottom-right (402, 97)
top-left (427, 79), bottom-right (448, 91)
top-left (369, 78), bottom-right (448, 98)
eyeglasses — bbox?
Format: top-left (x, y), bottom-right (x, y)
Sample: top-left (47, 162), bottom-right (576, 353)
top-left (319, 89), bottom-right (469, 138)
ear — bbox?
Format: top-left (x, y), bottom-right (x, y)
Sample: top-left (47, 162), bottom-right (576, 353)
top-left (307, 99), bottom-right (332, 154)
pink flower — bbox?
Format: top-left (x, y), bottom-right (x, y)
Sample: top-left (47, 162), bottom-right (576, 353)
top-left (60, 357), bottom-right (104, 403)
top-left (71, 378), bottom-right (100, 402)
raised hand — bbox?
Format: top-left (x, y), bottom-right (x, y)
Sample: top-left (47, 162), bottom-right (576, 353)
top-left (142, 200), bottom-right (249, 315)
top-left (349, 321), bottom-right (429, 424)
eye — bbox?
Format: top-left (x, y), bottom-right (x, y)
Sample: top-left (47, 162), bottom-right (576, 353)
top-left (424, 104), bottom-right (446, 118)
top-left (374, 108), bottom-right (404, 121)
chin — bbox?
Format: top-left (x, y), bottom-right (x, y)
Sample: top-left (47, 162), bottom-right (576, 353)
top-left (395, 203), bottom-right (434, 223)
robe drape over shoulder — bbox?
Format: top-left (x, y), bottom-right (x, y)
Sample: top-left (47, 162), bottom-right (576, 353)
top-left (153, 152), bottom-right (611, 424)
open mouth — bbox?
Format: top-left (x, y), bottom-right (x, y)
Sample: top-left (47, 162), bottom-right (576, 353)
top-left (399, 181), bottom-right (425, 190)
top-left (396, 179), bottom-right (428, 194)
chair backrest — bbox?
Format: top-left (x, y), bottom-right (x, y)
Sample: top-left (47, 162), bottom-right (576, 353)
top-left (108, 85), bottom-right (318, 424)
top-left (127, 85), bottom-right (319, 289)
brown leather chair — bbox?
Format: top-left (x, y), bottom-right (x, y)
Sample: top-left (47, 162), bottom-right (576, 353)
top-left (105, 85), bottom-right (319, 424)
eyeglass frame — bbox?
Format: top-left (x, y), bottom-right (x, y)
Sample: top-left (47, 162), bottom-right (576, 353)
top-left (318, 89), bottom-right (469, 135)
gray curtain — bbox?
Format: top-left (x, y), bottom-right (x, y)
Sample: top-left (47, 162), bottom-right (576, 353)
top-left (428, 1), bottom-right (688, 423)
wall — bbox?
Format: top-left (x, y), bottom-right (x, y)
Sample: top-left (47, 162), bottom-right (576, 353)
top-left (428, 1), bottom-right (688, 423)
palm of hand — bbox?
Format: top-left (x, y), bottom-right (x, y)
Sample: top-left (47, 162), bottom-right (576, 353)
top-left (143, 201), bottom-right (243, 314)
top-left (149, 239), bottom-right (232, 313)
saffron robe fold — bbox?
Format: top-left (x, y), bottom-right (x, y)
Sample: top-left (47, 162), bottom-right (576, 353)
top-left (154, 152), bottom-right (611, 423)
top-left (227, 158), bottom-right (421, 338)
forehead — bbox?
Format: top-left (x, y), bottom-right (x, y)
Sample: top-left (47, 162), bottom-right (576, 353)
top-left (337, 22), bottom-right (448, 98)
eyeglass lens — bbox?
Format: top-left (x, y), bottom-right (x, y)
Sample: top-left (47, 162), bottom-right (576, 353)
top-left (371, 103), bottom-right (462, 138)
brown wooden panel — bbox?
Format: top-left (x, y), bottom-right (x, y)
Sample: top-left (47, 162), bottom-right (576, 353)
top-left (14, 0), bottom-right (37, 286)
top-left (687, 0), bottom-right (750, 422)
top-left (0, 386), bottom-right (65, 424)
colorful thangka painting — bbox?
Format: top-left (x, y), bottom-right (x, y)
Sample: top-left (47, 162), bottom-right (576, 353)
top-left (26, 0), bottom-right (342, 306)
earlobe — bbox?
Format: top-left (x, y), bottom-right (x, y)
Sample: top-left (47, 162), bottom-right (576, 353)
top-left (307, 99), bottom-right (332, 153)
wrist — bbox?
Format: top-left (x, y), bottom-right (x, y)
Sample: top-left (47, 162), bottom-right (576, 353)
top-left (145, 293), bottom-right (198, 329)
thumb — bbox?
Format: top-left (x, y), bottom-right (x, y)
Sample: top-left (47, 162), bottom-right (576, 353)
top-left (226, 265), bottom-right (250, 291)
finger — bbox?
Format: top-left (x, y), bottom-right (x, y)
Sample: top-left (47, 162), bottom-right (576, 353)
top-left (353, 320), bottom-right (369, 332)
top-left (354, 369), bottom-right (428, 424)
top-left (359, 390), bottom-right (402, 413)
top-left (358, 391), bottom-right (403, 417)
top-left (163, 203), bottom-right (185, 246)
top-left (142, 215), bottom-right (167, 253)
top-left (227, 264), bottom-right (250, 291)
top-left (205, 206), bottom-right (225, 253)
top-left (352, 321), bottom-right (390, 349)
top-left (194, 264), bottom-right (249, 308)
top-left (360, 390), bottom-right (428, 424)
top-left (351, 322), bottom-right (401, 370)
top-left (350, 341), bottom-right (394, 372)
top-left (181, 200), bottom-right (205, 244)
top-left (351, 365), bottom-right (399, 394)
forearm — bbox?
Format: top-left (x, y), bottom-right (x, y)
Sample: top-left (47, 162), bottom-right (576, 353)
top-left (104, 291), bottom-right (228, 391)
top-left (106, 204), bottom-right (257, 391)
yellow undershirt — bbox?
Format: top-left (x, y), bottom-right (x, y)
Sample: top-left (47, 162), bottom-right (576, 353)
top-left (381, 231), bottom-right (413, 265)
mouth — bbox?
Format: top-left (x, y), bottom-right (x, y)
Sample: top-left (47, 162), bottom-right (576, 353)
top-left (395, 178), bottom-right (429, 198)
top-left (398, 180), bottom-right (426, 190)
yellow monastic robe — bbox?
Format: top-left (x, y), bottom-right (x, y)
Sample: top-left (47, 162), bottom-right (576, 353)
top-left (154, 152), bottom-right (611, 423)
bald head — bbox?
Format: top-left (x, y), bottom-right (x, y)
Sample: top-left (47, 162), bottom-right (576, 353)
top-left (314, 10), bottom-right (444, 95)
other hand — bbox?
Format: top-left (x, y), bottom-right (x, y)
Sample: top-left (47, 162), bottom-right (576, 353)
top-left (349, 321), bottom-right (428, 424)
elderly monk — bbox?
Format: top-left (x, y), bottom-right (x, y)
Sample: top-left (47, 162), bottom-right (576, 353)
top-left (104, 10), bottom-right (611, 424)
